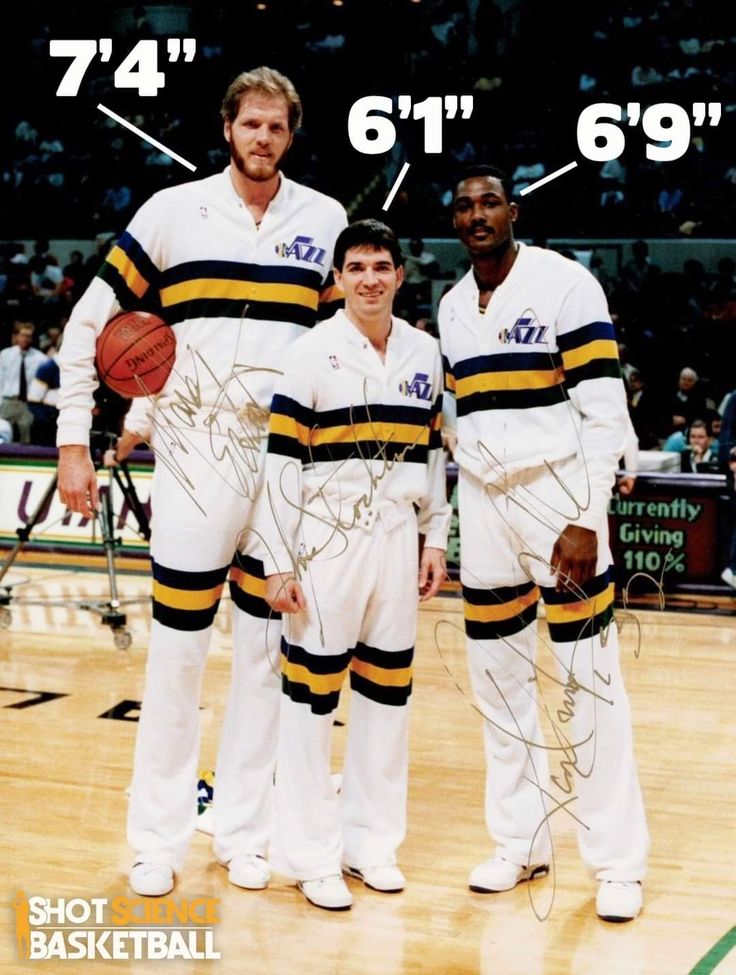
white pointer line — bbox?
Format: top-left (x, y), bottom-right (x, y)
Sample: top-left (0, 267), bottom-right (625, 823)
top-left (382, 162), bottom-right (411, 212)
top-left (97, 103), bottom-right (197, 172)
top-left (520, 161), bottom-right (578, 196)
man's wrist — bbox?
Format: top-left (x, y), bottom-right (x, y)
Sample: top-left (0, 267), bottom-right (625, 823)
top-left (59, 444), bottom-right (91, 458)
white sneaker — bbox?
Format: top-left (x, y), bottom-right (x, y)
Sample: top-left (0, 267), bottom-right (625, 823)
top-left (469, 857), bottom-right (549, 893)
top-left (596, 881), bottom-right (643, 922)
top-left (298, 875), bottom-right (353, 910)
top-left (343, 864), bottom-right (405, 892)
top-left (219, 854), bottom-right (270, 890)
top-left (129, 862), bottom-right (174, 897)
top-left (721, 568), bottom-right (736, 589)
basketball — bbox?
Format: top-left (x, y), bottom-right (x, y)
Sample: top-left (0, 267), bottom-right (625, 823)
top-left (96, 311), bottom-right (176, 398)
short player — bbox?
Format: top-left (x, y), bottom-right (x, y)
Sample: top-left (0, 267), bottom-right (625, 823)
top-left (438, 165), bottom-right (649, 922)
top-left (263, 220), bottom-right (451, 910)
top-left (56, 67), bottom-right (347, 896)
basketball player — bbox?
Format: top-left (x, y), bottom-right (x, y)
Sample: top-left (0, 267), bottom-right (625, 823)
top-left (56, 67), bottom-right (347, 896)
top-left (438, 165), bottom-right (649, 921)
top-left (262, 220), bottom-right (450, 910)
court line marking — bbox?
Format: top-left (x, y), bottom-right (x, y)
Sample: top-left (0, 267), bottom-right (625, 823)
top-left (688, 926), bottom-right (736, 975)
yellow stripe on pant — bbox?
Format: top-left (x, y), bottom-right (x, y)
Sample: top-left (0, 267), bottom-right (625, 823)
top-left (280, 640), bottom-right (351, 715)
top-left (349, 642), bottom-right (414, 707)
top-left (541, 570), bottom-right (615, 643)
top-left (280, 640), bottom-right (414, 714)
top-left (463, 579), bottom-right (540, 641)
top-left (152, 560), bottom-right (228, 631)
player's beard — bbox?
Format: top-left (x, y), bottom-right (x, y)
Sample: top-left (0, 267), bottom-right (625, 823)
top-left (230, 142), bottom-right (287, 183)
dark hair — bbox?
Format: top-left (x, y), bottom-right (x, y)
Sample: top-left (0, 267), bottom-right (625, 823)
top-left (453, 164), bottom-right (513, 203)
top-left (333, 219), bottom-right (403, 270)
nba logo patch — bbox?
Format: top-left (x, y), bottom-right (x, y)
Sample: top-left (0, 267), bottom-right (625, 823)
top-left (329, 355), bottom-right (340, 370)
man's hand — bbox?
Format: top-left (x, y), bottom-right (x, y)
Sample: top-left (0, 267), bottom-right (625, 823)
top-left (418, 546), bottom-right (447, 602)
top-left (103, 428), bottom-right (146, 469)
top-left (57, 444), bottom-right (99, 518)
top-left (265, 573), bottom-right (307, 614)
top-left (550, 524), bottom-right (598, 593)
top-left (616, 474), bottom-right (636, 496)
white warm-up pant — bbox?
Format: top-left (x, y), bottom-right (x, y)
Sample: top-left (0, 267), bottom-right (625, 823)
top-left (127, 427), bottom-right (281, 872)
top-left (274, 512), bottom-right (418, 882)
top-left (458, 454), bottom-right (649, 881)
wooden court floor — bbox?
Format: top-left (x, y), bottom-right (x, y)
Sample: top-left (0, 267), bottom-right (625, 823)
top-left (1, 565), bottom-right (735, 974)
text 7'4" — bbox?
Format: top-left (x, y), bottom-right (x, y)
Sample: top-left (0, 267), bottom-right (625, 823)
top-left (49, 39), bottom-right (197, 97)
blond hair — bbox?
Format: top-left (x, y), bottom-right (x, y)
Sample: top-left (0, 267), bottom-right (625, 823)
top-left (220, 66), bottom-right (302, 131)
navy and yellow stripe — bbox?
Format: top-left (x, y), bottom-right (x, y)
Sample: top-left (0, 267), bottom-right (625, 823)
top-left (349, 642), bottom-right (414, 706)
top-left (463, 579), bottom-right (540, 640)
top-left (428, 393), bottom-right (444, 449)
top-left (452, 352), bottom-right (565, 416)
top-left (152, 561), bottom-right (228, 631)
top-left (317, 272), bottom-right (344, 321)
top-left (281, 640), bottom-right (351, 714)
top-left (98, 231), bottom-right (160, 309)
top-left (557, 321), bottom-right (622, 388)
top-left (442, 354), bottom-right (456, 395)
top-left (157, 260), bottom-right (323, 327)
top-left (541, 568), bottom-right (615, 643)
top-left (229, 554), bottom-right (280, 620)
top-left (267, 394), bottom-right (315, 464)
top-left (268, 400), bottom-right (435, 465)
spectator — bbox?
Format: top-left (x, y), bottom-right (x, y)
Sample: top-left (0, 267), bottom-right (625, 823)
top-left (656, 172), bottom-right (685, 230)
top-left (681, 418), bottom-right (718, 473)
top-left (599, 158), bottom-right (627, 202)
top-left (669, 366), bottom-right (710, 431)
top-left (511, 158), bottom-right (545, 197)
top-left (0, 320), bottom-right (48, 443)
top-left (631, 63), bottom-right (664, 87)
top-left (590, 254), bottom-right (614, 295)
top-left (403, 238), bottom-right (440, 284)
top-left (620, 239), bottom-right (660, 295)
top-left (627, 369), bottom-right (662, 449)
top-left (705, 257), bottom-right (736, 323)
top-left (62, 250), bottom-right (92, 303)
top-left (98, 180), bottom-right (133, 224)
top-left (39, 325), bottom-right (63, 356)
top-left (28, 344), bottom-right (61, 446)
top-left (721, 447), bottom-right (736, 589)
top-left (718, 389), bottom-right (736, 474)
top-left (30, 255), bottom-right (64, 302)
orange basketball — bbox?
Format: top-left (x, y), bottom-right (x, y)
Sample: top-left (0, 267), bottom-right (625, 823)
top-left (96, 311), bottom-right (176, 398)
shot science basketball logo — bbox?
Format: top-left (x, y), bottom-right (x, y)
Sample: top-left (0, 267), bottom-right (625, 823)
top-left (12, 891), bottom-right (221, 961)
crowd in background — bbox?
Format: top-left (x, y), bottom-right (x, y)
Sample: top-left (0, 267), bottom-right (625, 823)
top-left (1, 0), bottom-right (734, 239)
top-left (1, 0), bottom-right (734, 477)
top-left (1, 234), bottom-right (735, 481)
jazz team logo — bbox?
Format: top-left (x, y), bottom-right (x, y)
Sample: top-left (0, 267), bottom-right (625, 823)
top-left (398, 373), bottom-right (432, 400)
top-left (12, 890), bottom-right (221, 961)
top-left (274, 235), bottom-right (326, 266)
top-left (499, 316), bottom-right (549, 345)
